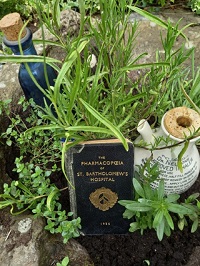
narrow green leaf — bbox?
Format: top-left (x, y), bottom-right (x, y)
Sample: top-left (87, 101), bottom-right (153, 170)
top-left (128, 6), bottom-right (186, 39)
top-left (119, 62), bottom-right (170, 73)
top-left (157, 179), bottom-right (165, 200)
top-left (25, 124), bottom-right (63, 135)
top-left (53, 0), bottom-right (61, 29)
top-left (61, 136), bottom-right (75, 189)
top-left (67, 56), bottom-right (81, 115)
top-left (118, 93), bottom-right (146, 106)
top-left (54, 39), bottom-right (89, 100)
top-left (0, 55), bottom-right (60, 64)
top-left (189, 69), bottom-right (200, 98)
top-left (47, 188), bottom-right (59, 211)
top-left (181, 85), bottom-right (200, 114)
top-left (66, 125), bottom-right (113, 134)
top-left (79, 98), bottom-right (128, 150)
top-left (177, 140), bottom-right (189, 172)
top-left (16, 181), bottom-right (34, 196)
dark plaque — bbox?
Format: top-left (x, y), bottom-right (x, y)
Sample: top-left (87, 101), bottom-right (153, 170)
top-left (65, 139), bottom-right (134, 235)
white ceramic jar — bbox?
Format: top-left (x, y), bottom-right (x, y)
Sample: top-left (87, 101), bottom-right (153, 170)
top-left (134, 107), bottom-right (200, 194)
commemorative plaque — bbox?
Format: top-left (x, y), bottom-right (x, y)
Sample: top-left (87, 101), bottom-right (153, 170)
top-left (65, 139), bottom-right (134, 235)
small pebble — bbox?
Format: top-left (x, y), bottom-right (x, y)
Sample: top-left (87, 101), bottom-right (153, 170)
top-left (18, 218), bottom-right (32, 234)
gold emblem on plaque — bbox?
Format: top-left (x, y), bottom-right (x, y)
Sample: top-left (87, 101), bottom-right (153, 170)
top-left (89, 187), bottom-right (118, 211)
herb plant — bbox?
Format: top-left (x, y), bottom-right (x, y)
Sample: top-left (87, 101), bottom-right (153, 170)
top-left (119, 164), bottom-right (200, 241)
top-left (0, 97), bottom-right (81, 243)
top-left (0, 0), bottom-right (200, 245)
top-left (56, 256), bottom-right (70, 266)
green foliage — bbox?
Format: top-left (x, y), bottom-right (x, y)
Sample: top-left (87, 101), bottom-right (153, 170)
top-left (0, 0), bottom-right (40, 19)
top-left (188, 0), bottom-right (200, 14)
top-left (0, 97), bottom-right (81, 243)
top-left (56, 256), bottom-right (70, 266)
top-left (119, 162), bottom-right (200, 241)
top-left (0, 0), bottom-right (200, 246)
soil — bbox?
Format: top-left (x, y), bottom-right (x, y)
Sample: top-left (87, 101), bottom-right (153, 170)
top-left (77, 177), bottom-right (200, 266)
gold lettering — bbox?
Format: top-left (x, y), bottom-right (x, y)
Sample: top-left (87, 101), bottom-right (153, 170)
top-left (81, 160), bottom-right (124, 166)
top-left (90, 177), bottom-right (115, 182)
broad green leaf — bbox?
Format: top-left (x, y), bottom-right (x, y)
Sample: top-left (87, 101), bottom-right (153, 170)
top-left (185, 193), bottom-right (200, 203)
top-left (143, 183), bottom-right (154, 199)
top-left (138, 198), bottom-right (152, 206)
top-left (178, 218), bottom-right (186, 231)
top-left (165, 193), bottom-right (180, 203)
top-left (168, 203), bottom-right (193, 215)
top-left (133, 178), bottom-right (145, 198)
top-left (163, 210), bottom-right (174, 230)
top-left (164, 221), bottom-right (171, 237)
top-left (126, 202), bottom-right (152, 212)
top-left (153, 210), bottom-right (164, 228)
top-left (123, 209), bottom-right (135, 219)
top-left (191, 219), bottom-right (199, 233)
top-left (156, 217), bottom-right (165, 241)
top-left (129, 222), bottom-right (139, 232)
top-left (118, 200), bottom-right (135, 206)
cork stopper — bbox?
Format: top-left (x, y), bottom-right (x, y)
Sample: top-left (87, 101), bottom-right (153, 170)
top-left (163, 107), bottom-right (200, 139)
top-left (0, 13), bottom-right (26, 41)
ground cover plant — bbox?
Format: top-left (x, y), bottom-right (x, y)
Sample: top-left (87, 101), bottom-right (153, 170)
top-left (0, 0), bottom-right (200, 264)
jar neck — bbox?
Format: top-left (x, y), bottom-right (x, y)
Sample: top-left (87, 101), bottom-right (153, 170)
top-left (3, 28), bottom-right (37, 55)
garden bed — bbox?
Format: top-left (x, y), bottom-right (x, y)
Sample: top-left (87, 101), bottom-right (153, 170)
top-left (77, 177), bottom-right (200, 266)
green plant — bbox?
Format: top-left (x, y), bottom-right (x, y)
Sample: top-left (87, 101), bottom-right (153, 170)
top-left (178, 193), bottom-right (200, 233)
top-left (56, 256), bottom-right (70, 266)
top-left (0, 0), bottom-right (200, 245)
top-left (0, 97), bottom-right (81, 243)
top-left (119, 175), bottom-right (197, 241)
top-left (188, 0), bottom-right (200, 14)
